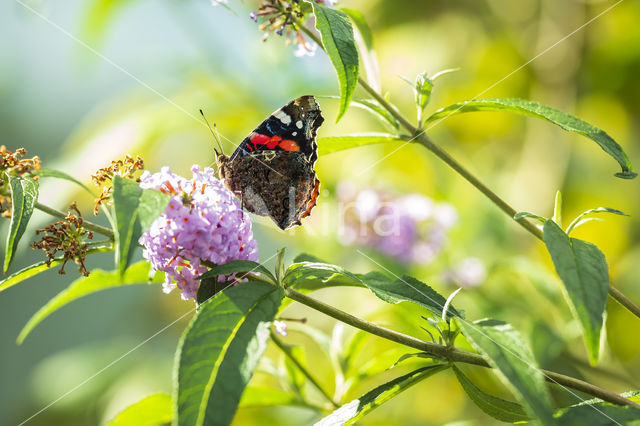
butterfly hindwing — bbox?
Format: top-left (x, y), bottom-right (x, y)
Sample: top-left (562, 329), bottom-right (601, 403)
top-left (230, 95), bottom-right (323, 165)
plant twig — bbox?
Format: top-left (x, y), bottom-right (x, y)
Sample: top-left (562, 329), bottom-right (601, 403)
top-left (284, 288), bottom-right (640, 408)
top-left (270, 330), bottom-right (340, 409)
top-left (35, 202), bottom-right (114, 239)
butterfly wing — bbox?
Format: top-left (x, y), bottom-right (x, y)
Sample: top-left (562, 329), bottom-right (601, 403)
top-left (230, 95), bottom-right (323, 165)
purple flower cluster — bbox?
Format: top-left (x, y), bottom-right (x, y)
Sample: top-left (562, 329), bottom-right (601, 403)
top-left (337, 183), bottom-right (457, 264)
top-left (139, 165), bottom-right (258, 300)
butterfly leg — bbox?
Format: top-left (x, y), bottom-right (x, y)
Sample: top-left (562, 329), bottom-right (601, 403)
top-left (234, 190), bottom-right (246, 221)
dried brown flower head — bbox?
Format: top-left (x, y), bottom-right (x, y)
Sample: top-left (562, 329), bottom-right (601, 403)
top-left (0, 146), bottom-right (41, 218)
top-left (91, 154), bottom-right (144, 215)
top-left (30, 202), bottom-right (94, 276)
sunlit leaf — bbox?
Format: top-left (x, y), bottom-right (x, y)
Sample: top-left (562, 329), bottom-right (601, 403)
top-left (39, 168), bottom-right (97, 197)
top-left (4, 174), bottom-right (38, 273)
top-left (340, 7), bottom-right (379, 92)
top-left (350, 98), bottom-right (401, 131)
top-left (112, 176), bottom-right (169, 276)
top-left (17, 261), bottom-right (161, 344)
top-left (315, 365), bottom-right (448, 425)
top-left (318, 133), bottom-right (405, 156)
top-left (360, 272), bottom-right (463, 322)
top-left (174, 281), bottom-right (283, 426)
top-left (513, 211), bottom-right (546, 223)
top-left (107, 393), bottom-right (172, 426)
top-left (312, 4), bottom-right (359, 122)
top-left (284, 262), bottom-right (363, 288)
top-left (197, 259), bottom-right (275, 283)
top-left (543, 220), bottom-right (609, 364)
top-left (565, 207), bottom-right (628, 235)
top-left (457, 319), bottom-right (555, 423)
top-left (0, 244), bottom-right (112, 294)
top-left (426, 98), bottom-right (637, 179)
top-left (453, 366), bottom-right (529, 422)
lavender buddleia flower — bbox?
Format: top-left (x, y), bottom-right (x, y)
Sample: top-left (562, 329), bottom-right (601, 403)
top-left (139, 165), bottom-right (258, 300)
top-left (338, 183), bottom-right (457, 264)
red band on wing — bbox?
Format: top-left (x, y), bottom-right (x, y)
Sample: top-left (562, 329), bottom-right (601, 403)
top-left (250, 133), bottom-right (271, 145)
top-left (278, 140), bottom-right (300, 151)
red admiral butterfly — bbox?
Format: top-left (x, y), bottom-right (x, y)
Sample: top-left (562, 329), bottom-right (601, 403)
top-left (215, 96), bottom-right (323, 230)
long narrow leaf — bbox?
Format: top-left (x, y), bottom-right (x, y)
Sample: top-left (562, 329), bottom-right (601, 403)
top-left (17, 261), bottom-right (161, 344)
top-left (340, 7), bottom-right (379, 92)
top-left (39, 168), bottom-right (96, 197)
top-left (426, 98), bottom-right (636, 179)
top-left (565, 207), bottom-right (628, 235)
top-left (0, 244), bottom-right (112, 293)
top-left (174, 281), bottom-right (283, 426)
top-left (4, 174), bottom-right (39, 273)
top-left (543, 220), bottom-right (609, 364)
top-left (315, 365), bottom-right (448, 425)
top-left (107, 393), bottom-right (172, 426)
top-left (453, 366), bottom-right (529, 422)
top-left (312, 4), bottom-right (359, 122)
top-left (458, 319), bottom-right (555, 423)
top-left (360, 272), bottom-right (463, 322)
top-left (112, 176), bottom-right (169, 276)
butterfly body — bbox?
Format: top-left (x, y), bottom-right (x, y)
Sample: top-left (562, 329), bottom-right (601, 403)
top-left (215, 95), bottom-right (323, 230)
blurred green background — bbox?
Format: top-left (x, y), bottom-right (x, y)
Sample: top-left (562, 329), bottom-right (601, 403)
top-left (2, 0), bottom-right (640, 424)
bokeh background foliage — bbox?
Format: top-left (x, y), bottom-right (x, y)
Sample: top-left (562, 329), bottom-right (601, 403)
top-left (2, 0), bottom-right (640, 424)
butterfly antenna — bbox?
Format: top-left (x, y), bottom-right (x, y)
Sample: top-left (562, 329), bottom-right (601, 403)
top-left (199, 109), bottom-right (224, 155)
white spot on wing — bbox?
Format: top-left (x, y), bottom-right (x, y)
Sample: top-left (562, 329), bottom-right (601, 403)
top-left (292, 131), bottom-right (297, 136)
top-left (296, 120), bottom-right (303, 129)
top-left (274, 110), bottom-right (292, 125)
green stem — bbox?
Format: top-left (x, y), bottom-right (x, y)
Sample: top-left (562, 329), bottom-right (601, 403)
top-left (284, 288), bottom-right (639, 408)
top-left (34, 202), bottom-right (114, 239)
top-left (299, 19), bottom-right (640, 319)
top-left (270, 330), bottom-right (340, 409)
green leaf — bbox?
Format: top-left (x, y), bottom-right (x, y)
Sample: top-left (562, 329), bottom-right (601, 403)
top-left (112, 176), bottom-right (169, 276)
top-left (39, 168), bottom-right (96, 197)
top-left (360, 272), bottom-right (463, 322)
top-left (174, 281), bottom-right (284, 426)
top-left (17, 261), bottom-right (160, 344)
top-left (239, 386), bottom-right (299, 408)
top-left (425, 98), bottom-right (637, 179)
top-left (457, 319), bottom-right (555, 423)
top-left (552, 190), bottom-right (563, 228)
top-left (555, 390), bottom-right (640, 425)
top-left (543, 220), bottom-right (609, 364)
top-left (513, 211), bottom-right (547, 222)
top-left (350, 99), bottom-right (401, 131)
top-left (565, 207), bottom-right (629, 235)
top-left (138, 187), bottom-right (171, 231)
top-left (452, 366), bottom-right (529, 423)
top-left (4, 174), bottom-right (39, 273)
top-left (312, 3), bottom-right (359, 122)
top-left (556, 403), bottom-right (640, 425)
top-left (197, 260), bottom-right (275, 283)
top-left (0, 244), bottom-right (112, 293)
top-left (285, 261), bottom-right (359, 281)
top-left (318, 133), bottom-right (406, 156)
top-left (107, 393), bottom-right (172, 426)
top-left (340, 7), bottom-right (379, 92)
top-left (316, 365), bottom-right (448, 425)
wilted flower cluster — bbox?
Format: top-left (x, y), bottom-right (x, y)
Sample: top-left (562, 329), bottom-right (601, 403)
top-left (139, 165), bottom-right (258, 301)
top-left (241, 0), bottom-right (333, 57)
top-left (337, 183), bottom-right (457, 264)
top-left (0, 146), bottom-right (41, 218)
top-left (91, 154), bottom-right (144, 215)
top-left (30, 202), bottom-right (94, 276)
